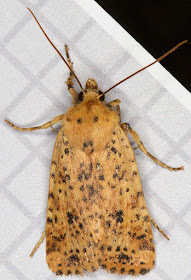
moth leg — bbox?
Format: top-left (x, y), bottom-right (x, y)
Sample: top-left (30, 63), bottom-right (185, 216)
top-left (108, 99), bottom-right (121, 119)
top-left (51, 126), bottom-right (57, 133)
top-left (149, 216), bottom-right (169, 240)
top-left (121, 123), bottom-right (184, 171)
top-left (116, 105), bottom-right (121, 121)
top-left (30, 230), bottom-right (46, 257)
top-left (65, 44), bottom-right (78, 99)
top-left (5, 114), bottom-right (64, 132)
top-left (133, 145), bottom-right (139, 150)
top-left (107, 99), bottom-right (121, 107)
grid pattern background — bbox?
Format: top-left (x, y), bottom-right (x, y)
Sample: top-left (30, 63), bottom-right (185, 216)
top-left (0, 1), bottom-right (191, 279)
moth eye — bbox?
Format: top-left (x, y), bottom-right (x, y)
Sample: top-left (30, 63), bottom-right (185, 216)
top-left (78, 91), bottom-right (84, 102)
top-left (99, 90), bottom-right (105, 101)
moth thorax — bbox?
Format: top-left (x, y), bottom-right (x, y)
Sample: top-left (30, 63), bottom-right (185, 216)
top-left (85, 78), bottom-right (98, 91)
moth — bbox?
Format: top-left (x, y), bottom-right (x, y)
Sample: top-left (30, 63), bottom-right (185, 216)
top-left (5, 8), bottom-right (187, 276)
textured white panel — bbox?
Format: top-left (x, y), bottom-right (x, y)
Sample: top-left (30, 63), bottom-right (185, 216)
top-left (0, 0), bottom-right (190, 279)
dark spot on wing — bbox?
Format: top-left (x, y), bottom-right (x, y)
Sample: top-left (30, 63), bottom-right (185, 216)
top-left (67, 212), bottom-right (73, 224)
top-left (99, 175), bottom-right (104, 180)
top-left (116, 210), bottom-right (123, 223)
top-left (64, 148), bottom-right (69, 154)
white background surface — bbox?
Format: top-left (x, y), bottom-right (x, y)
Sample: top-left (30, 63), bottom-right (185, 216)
top-left (0, 0), bottom-right (191, 279)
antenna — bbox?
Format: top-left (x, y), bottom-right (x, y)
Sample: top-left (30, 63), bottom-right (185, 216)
top-left (27, 8), bottom-right (84, 92)
top-left (103, 40), bottom-right (188, 94)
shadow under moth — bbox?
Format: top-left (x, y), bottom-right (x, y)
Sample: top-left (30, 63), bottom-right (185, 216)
top-left (5, 8), bottom-right (187, 276)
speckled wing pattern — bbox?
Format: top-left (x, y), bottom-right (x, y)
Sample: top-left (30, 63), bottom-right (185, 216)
top-left (96, 126), bottom-right (155, 275)
top-left (46, 119), bottom-right (155, 276)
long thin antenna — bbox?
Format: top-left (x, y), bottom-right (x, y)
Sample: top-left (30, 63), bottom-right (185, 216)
top-left (103, 40), bottom-right (188, 94)
top-left (27, 8), bottom-right (84, 92)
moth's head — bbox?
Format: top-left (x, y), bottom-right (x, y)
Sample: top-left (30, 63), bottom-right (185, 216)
top-left (78, 78), bottom-right (105, 103)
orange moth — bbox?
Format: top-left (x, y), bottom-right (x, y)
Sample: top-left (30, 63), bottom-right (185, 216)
top-left (5, 8), bottom-right (186, 276)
